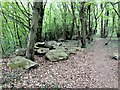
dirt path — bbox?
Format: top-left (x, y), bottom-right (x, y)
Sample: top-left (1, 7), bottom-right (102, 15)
top-left (2, 38), bottom-right (119, 88)
top-left (84, 38), bottom-right (118, 88)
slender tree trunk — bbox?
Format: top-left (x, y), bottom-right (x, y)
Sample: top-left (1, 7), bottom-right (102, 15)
top-left (26, 1), bottom-right (40, 60)
top-left (36, 2), bottom-right (45, 42)
top-left (93, 4), bottom-right (98, 35)
top-left (74, 3), bottom-right (81, 46)
top-left (117, 2), bottom-right (120, 38)
top-left (80, 2), bottom-right (86, 48)
top-left (101, 4), bottom-right (104, 37)
top-left (88, 5), bottom-right (92, 44)
top-left (103, 3), bottom-right (109, 38)
top-left (105, 13), bottom-right (115, 45)
top-left (62, 3), bottom-right (67, 40)
top-left (70, 2), bottom-right (75, 39)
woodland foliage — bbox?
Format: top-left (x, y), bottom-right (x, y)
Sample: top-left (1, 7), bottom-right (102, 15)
top-left (0, 1), bottom-right (119, 56)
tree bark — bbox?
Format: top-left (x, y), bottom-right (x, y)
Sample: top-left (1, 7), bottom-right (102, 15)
top-left (117, 2), bottom-right (120, 38)
top-left (103, 3), bottom-right (109, 38)
top-left (80, 2), bottom-right (86, 48)
top-left (26, 1), bottom-right (40, 60)
top-left (101, 4), bottom-right (104, 37)
top-left (62, 3), bottom-right (68, 40)
top-left (88, 4), bottom-right (92, 44)
top-left (70, 2), bottom-right (75, 39)
top-left (36, 2), bottom-right (45, 42)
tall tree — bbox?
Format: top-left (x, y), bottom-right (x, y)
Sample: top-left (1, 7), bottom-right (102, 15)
top-left (87, 4), bottom-right (92, 44)
top-left (118, 2), bottom-right (120, 38)
top-left (80, 2), bottom-right (86, 48)
top-left (101, 3), bottom-right (104, 37)
top-left (69, 2), bottom-right (75, 39)
top-left (103, 3), bottom-right (109, 38)
top-left (36, 1), bottom-right (46, 42)
top-left (26, 1), bottom-right (40, 60)
top-left (62, 3), bottom-right (68, 40)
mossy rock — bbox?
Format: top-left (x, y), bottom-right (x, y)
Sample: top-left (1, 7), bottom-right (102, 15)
top-left (35, 42), bottom-right (45, 48)
top-left (45, 41), bottom-right (61, 49)
top-left (57, 38), bottom-right (65, 42)
top-left (65, 47), bottom-right (81, 54)
top-left (8, 56), bottom-right (39, 69)
top-left (45, 49), bottom-right (69, 62)
top-left (36, 48), bottom-right (49, 55)
top-left (55, 46), bottom-right (70, 55)
top-left (15, 48), bottom-right (26, 56)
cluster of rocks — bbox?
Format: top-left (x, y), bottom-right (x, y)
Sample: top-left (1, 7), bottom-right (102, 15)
top-left (34, 41), bottom-right (81, 62)
top-left (8, 41), bottom-right (82, 69)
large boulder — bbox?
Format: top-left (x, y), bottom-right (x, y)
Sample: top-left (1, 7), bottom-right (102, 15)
top-left (35, 48), bottom-right (49, 55)
top-left (45, 49), bottom-right (69, 62)
top-left (15, 48), bottom-right (26, 56)
top-left (8, 56), bottom-right (39, 69)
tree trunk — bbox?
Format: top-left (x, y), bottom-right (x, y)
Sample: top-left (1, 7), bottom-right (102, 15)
top-left (103, 3), bottom-right (109, 38)
top-left (62, 3), bottom-right (68, 40)
top-left (26, 2), bottom-right (40, 61)
top-left (117, 2), bottom-right (120, 38)
top-left (80, 2), bottom-right (86, 48)
top-left (36, 2), bottom-right (45, 42)
top-left (101, 4), bottom-right (104, 37)
top-left (70, 2), bottom-right (75, 39)
top-left (93, 4), bottom-right (98, 35)
top-left (88, 5), bottom-right (92, 44)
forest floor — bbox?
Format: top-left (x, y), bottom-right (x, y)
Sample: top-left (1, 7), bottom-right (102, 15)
top-left (1, 37), bottom-right (119, 88)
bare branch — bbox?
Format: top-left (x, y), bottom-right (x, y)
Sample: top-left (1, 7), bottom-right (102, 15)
top-left (110, 2), bottom-right (120, 18)
top-left (96, 4), bottom-right (107, 19)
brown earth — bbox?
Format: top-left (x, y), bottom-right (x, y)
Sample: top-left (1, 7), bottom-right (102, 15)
top-left (1, 38), bottom-right (119, 88)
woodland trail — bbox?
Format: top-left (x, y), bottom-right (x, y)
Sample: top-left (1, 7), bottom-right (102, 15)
top-left (82, 38), bottom-right (118, 88)
top-left (2, 38), bottom-right (119, 88)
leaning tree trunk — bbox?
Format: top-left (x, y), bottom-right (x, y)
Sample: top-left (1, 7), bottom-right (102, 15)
top-left (26, 1), bottom-right (40, 61)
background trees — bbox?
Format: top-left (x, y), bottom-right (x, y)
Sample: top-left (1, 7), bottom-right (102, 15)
top-left (0, 1), bottom-right (119, 58)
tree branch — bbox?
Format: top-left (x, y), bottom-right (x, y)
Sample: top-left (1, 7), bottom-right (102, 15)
top-left (96, 4), bottom-right (107, 19)
top-left (110, 2), bottom-right (120, 18)
top-left (2, 11), bottom-right (31, 30)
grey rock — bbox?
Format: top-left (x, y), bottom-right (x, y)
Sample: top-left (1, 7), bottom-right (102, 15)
top-left (45, 41), bottom-right (59, 49)
top-left (15, 48), bottom-right (26, 56)
top-left (36, 48), bottom-right (49, 55)
top-left (8, 56), bottom-right (39, 69)
top-left (45, 49), bottom-right (69, 62)
top-left (34, 42), bottom-right (45, 48)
